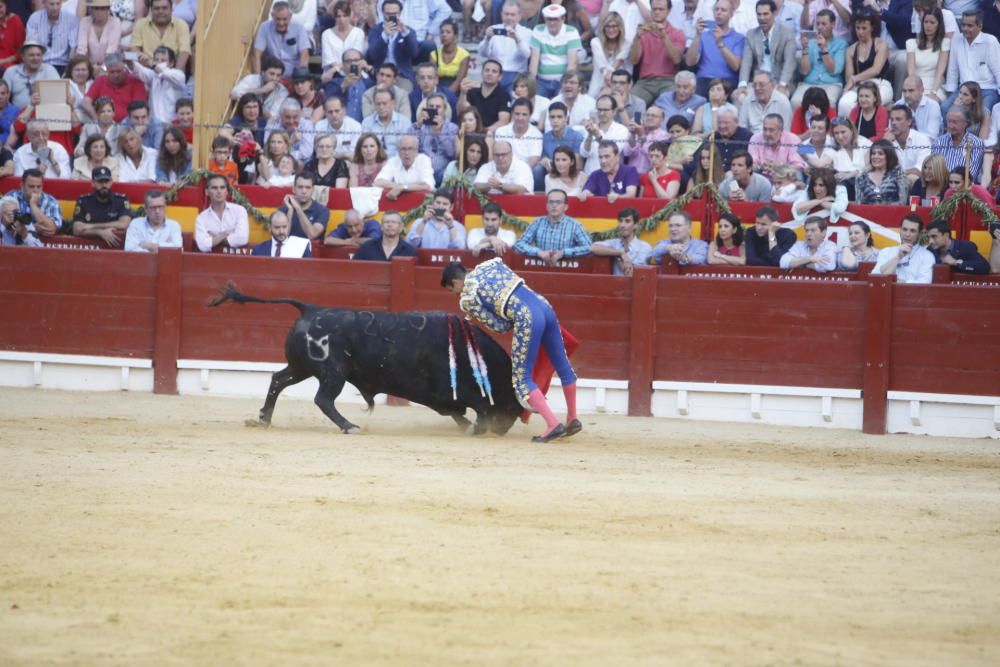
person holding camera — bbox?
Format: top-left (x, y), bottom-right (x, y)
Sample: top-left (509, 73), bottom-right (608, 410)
top-left (410, 93), bottom-right (458, 186)
top-left (8, 168), bottom-right (61, 236)
top-left (0, 195), bottom-right (42, 247)
top-left (324, 49), bottom-right (373, 121)
top-left (479, 1), bottom-right (533, 94)
top-left (405, 189), bottom-right (466, 249)
top-left (366, 0), bottom-right (419, 86)
top-left (13, 119), bottom-right (71, 178)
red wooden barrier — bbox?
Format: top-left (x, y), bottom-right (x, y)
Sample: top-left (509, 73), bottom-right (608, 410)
top-left (0, 246), bottom-right (157, 357)
top-left (652, 275), bottom-right (868, 389)
top-left (889, 284), bottom-right (1000, 397)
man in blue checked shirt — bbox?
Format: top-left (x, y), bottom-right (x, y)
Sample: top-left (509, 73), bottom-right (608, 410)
top-left (513, 189), bottom-right (592, 266)
top-left (651, 211), bottom-right (709, 266)
top-left (7, 168), bottom-right (61, 237)
top-left (931, 106), bottom-right (985, 183)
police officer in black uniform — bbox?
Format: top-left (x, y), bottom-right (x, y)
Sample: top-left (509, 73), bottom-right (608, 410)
top-left (69, 166), bottom-right (133, 246)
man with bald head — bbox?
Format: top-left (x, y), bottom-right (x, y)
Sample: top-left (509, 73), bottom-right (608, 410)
top-left (896, 76), bottom-right (944, 137)
top-left (373, 134), bottom-right (435, 200)
top-left (324, 209), bottom-right (383, 248)
top-left (473, 140), bottom-right (535, 194)
top-left (251, 210), bottom-right (313, 258)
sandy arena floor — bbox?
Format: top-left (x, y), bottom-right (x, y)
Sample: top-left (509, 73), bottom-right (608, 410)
top-left (1, 387), bottom-right (999, 666)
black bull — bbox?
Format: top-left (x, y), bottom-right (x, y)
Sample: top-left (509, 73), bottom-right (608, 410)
top-left (207, 283), bottom-right (523, 435)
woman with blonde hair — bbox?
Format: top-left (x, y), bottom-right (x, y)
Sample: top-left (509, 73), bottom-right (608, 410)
top-left (257, 130), bottom-right (294, 184)
top-left (909, 153), bottom-right (949, 203)
top-left (588, 11), bottom-right (628, 98)
top-left (116, 127), bottom-right (156, 182)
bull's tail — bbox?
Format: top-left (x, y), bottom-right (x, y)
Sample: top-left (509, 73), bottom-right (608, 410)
top-left (206, 281), bottom-right (311, 314)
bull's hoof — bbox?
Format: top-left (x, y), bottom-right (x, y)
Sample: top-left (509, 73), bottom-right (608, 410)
top-left (464, 424), bottom-right (476, 436)
top-left (245, 418), bottom-right (270, 428)
top-left (531, 423), bottom-right (567, 443)
top-left (343, 425), bottom-right (361, 435)
top-left (565, 419), bottom-right (583, 437)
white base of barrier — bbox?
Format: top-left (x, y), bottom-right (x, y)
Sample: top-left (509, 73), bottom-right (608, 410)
top-left (2, 352), bottom-right (998, 438)
top-left (651, 381), bottom-right (865, 430)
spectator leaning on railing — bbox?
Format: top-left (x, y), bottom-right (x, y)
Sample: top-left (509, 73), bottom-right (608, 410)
top-left (513, 188), bottom-right (592, 266)
top-left (779, 215), bottom-right (838, 273)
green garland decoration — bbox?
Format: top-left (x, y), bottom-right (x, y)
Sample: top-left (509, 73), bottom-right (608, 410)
top-left (401, 173), bottom-right (728, 241)
top-left (930, 187), bottom-right (1000, 227)
top-left (132, 168), bottom-right (270, 228)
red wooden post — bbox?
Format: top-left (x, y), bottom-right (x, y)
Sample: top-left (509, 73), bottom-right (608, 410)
top-left (627, 265), bottom-right (656, 416)
top-left (386, 256), bottom-right (417, 406)
top-left (153, 247), bottom-right (182, 394)
top-left (862, 273), bottom-right (894, 434)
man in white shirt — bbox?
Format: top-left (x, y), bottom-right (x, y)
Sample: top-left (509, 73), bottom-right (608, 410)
top-left (13, 120), bottom-right (71, 179)
top-left (194, 173), bottom-right (250, 252)
top-left (493, 99), bottom-right (543, 169)
top-left (230, 54), bottom-right (289, 120)
top-left (405, 189), bottom-right (467, 249)
top-left (897, 76), bottom-right (944, 136)
top-left (738, 71), bottom-right (792, 134)
top-left (779, 215), bottom-right (838, 272)
top-left (124, 190), bottom-right (182, 253)
top-left (943, 9), bottom-right (1000, 113)
top-left (467, 201), bottom-right (517, 256)
top-left (373, 134), bottom-right (435, 199)
top-left (579, 94), bottom-right (629, 173)
top-left (883, 104), bottom-right (932, 179)
top-left (251, 210), bottom-right (312, 258)
top-left (473, 140), bottom-right (534, 194)
top-left (314, 96), bottom-right (362, 161)
top-left (265, 98), bottom-right (315, 164)
top-left (544, 71), bottom-right (597, 132)
top-left (872, 214), bottom-right (935, 283)
top-left (590, 207), bottom-right (653, 276)
top-left (479, 0), bottom-right (533, 93)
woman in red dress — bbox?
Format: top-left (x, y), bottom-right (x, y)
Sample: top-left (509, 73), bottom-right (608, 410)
top-left (639, 141), bottom-right (680, 199)
top-left (707, 212), bottom-right (746, 265)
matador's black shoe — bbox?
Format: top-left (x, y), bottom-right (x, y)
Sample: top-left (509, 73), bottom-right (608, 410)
top-left (564, 419), bottom-right (583, 437)
top-left (532, 423), bottom-right (567, 443)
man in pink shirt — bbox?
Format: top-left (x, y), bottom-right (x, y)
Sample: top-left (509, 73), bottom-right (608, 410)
top-left (627, 0), bottom-right (685, 106)
top-left (748, 113), bottom-right (806, 182)
top-left (81, 52), bottom-right (148, 122)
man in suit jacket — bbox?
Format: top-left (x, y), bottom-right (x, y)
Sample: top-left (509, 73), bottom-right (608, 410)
top-left (733, 0), bottom-right (797, 108)
top-left (926, 219), bottom-right (990, 274)
top-left (745, 205), bottom-right (797, 266)
top-left (252, 210), bottom-right (312, 258)
top-left (365, 0), bottom-right (420, 86)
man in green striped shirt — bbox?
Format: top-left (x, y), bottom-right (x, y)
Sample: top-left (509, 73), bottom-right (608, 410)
top-left (528, 4), bottom-right (581, 98)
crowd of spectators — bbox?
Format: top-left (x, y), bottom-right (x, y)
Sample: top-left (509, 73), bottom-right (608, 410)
top-left (0, 0), bottom-right (997, 274)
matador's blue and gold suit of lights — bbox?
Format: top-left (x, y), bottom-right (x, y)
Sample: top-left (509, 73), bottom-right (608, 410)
top-left (458, 258), bottom-right (577, 407)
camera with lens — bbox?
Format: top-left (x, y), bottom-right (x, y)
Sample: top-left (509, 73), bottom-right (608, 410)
top-left (423, 107), bottom-right (439, 125)
top-left (432, 207), bottom-right (446, 218)
top-left (350, 63), bottom-right (359, 75)
top-left (5, 211), bottom-right (32, 229)
top-left (493, 26), bottom-right (508, 37)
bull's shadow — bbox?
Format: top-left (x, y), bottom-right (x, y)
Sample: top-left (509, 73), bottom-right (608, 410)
top-left (207, 283), bottom-right (523, 435)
